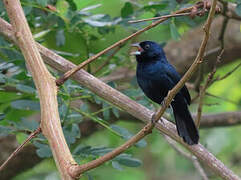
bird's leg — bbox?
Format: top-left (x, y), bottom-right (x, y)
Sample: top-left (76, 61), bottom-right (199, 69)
top-left (162, 98), bottom-right (172, 109)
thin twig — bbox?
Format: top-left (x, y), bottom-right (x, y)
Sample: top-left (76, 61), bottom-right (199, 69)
top-left (206, 92), bottom-right (238, 105)
top-left (68, 1), bottom-right (218, 178)
top-left (195, 50), bottom-right (224, 128)
top-left (3, 0), bottom-right (77, 179)
top-left (212, 62), bottom-right (241, 82)
top-left (1, 7), bottom-right (240, 179)
top-left (68, 123), bottom-right (154, 177)
top-left (204, 46), bottom-right (221, 57)
top-left (154, 0), bottom-right (218, 122)
top-left (164, 135), bottom-right (209, 180)
top-left (93, 46), bottom-right (122, 74)
top-left (0, 127), bottom-right (41, 171)
top-left (128, 13), bottom-right (191, 24)
top-left (194, 64), bottom-right (204, 92)
top-left (218, 0), bottom-right (229, 49)
top-left (55, 2), bottom-right (208, 86)
top-left (219, 17), bottom-right (229, 49)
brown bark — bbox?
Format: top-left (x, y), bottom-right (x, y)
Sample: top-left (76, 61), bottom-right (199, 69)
top-left (165, 16), bottom-right (241, 74)
top-left (199, 111), bottom-right (241, 128)
top-left (102, 16), bottom-right (241, 83)
top-left (0, 5), bottom-right (241, 179)
top-left (3, 0), bottom-right (76, 179)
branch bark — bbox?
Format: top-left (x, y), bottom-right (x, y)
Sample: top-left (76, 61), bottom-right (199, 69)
top-left (3, 0), bottom-right (76, 179)
top-left (165, 16), bottom-right (241, 75)
top-left (198, 111), bottom-right (241, 128)
top-left (55, 2), bottom-right (210, 86)
top-left (154, 0), bottom-right (217, 122)
top-left (0, 5), bottom-right (240, 180)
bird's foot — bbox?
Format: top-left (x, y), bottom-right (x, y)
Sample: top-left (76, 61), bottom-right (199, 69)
top-left (162, 98), bottom-right (171, 108)
top-left (151, 112), bottom-right (164, 125)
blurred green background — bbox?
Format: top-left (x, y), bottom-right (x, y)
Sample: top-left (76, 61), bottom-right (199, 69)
top-left (0, 0), bottom-right (241, 180)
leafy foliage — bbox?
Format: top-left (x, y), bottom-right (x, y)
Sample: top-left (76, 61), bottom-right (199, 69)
top-left (0, 0), bottom-right (241, 180)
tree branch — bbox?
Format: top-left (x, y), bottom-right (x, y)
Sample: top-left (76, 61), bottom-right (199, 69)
top-left (128, 12), bottom-right (191, 23)
top-left (55, 2), bottom-right (209, 86)
top-left (0, 127), bottom-right (41, 172)
top-left (198, 111), bottom-right (241, 128)
top-left (195, 50), bottom-right (223, 127)
top-left (68, 1), bottom-right (218, 177)
top-left (164, 135), bottom-right (209, 180)
top-left (0, 6), bottom-right (240, 180)
top-left (165, 16), bottom-right (241, 75)
top-left (68, 122), bottom-right (154, 177)
top-left (154, 0), bottom-right (217, 121)
top-left (3, 0), bottom-right (76, 179)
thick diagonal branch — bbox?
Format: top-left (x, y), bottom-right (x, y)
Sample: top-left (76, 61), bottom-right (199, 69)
top-left (0, 11), bottom-right (240, 180)
top-left (55, 2), bottom-right (208, 86)
top-left (3, 0), bottom-right (76, 179)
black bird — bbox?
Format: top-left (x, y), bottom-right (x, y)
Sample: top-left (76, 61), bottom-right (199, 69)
top-left (131, 41), bottom-right (199, 145)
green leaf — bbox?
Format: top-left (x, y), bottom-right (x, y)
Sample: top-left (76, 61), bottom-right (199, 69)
top-left (90, 147), bottom-right (112, 156)
top-left (235, 3), bottom-right (241, 17)
top-left (59, 102), bottom-right (68, 120)
top-left (121, 2), bottom-right (133, 18)
top-left (66, 0), bottom-right (77, 10)
top-left (56, 0), bottom-right (69, 16)
top-left (16, 132), bottom-right (28, 144)
top-left (170, 21), bottom-right (180, 40)
top-left (11, 100), bottom-right (40, 111)
top-left (112, 161), bottom-right (123, 171)
top-left (16, 84), bottom-right (36, 94)
top-left (83, 17), bottom-right (112, 27)
top-left (102, 102), bottom-right (110, 120)
top-left (23, 6), bottom-right (32, 15)
top-left (34, 142), bottom-right (52, 158)
top-left (116, 155), bottom-right (142, 167)
top-left (63, 124), bottom-right (80, 145)
top-left (56, 30), bottom-right (66, 46)
top-left (5, 109), bottom-right (33, 122)
top-left (110, 125), bottom-right (147, 147)
top-left (17, 118), bottom-right (39, 131)
top-left (0, 92), bottom-right (21, 103)
top-left (67, 112), bottom-right (83, 123)
top-left (112, 107), bottom-right (120, 118)
top-left (73, 145), bottom-right (92, 155)
top-left (36, 0), bottom-right (48, 7)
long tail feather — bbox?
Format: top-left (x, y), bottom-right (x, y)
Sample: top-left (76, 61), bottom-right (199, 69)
top-left (171, 99), bottom-right (199, 145)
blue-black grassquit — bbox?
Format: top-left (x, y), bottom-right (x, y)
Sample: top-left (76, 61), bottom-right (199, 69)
top-left (132, 41), bottom-right (199, 145)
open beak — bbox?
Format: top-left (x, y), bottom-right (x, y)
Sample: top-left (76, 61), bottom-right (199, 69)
top-left (130, 43), bottom-right (143, 55)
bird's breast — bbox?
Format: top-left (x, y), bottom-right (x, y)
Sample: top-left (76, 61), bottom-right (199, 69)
top-left (136, 63), bottom-right (167, 104)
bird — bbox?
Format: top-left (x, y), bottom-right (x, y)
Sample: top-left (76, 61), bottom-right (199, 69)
top-left (131, 41), bottom-right (199, 145)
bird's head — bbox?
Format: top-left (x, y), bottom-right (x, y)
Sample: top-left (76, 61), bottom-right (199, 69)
top-left (131, 41), bottom-right (166, 62)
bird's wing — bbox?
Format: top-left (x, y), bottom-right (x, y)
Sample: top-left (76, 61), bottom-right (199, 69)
top-left (165, 64), bottom-right (191, 105)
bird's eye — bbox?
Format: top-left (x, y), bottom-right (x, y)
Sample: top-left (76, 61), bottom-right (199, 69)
top-left (145, 44), bottom-right (150, 49)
